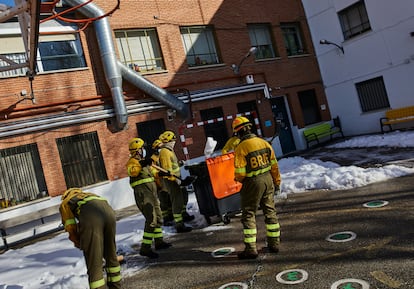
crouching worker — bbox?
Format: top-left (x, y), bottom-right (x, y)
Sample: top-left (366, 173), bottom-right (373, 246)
top-left (127, 137), bottom-right (172, 258)
top-left (59, 188), bottom-right (122, 289)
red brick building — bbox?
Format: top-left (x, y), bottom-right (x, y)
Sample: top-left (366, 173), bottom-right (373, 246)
top-left (0, 0), bottom-right (331, 207)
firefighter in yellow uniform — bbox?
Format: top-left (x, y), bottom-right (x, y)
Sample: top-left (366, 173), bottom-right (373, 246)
top-left (222, 134), bottom-right (241, 154)
top-left (126, 138), bottom-right (172, 258)
top-left (59, 188), bottom-right (122, 289)
top-left (232, 116), bottom-right (281, 259)
top-left (158, 131), bottom-right (192, 233)
top-left (151, 139), bottom-right (173, 225)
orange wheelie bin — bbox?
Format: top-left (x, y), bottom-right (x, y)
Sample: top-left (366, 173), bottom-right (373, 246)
top-left (185, 152), bottom-right (241, 224)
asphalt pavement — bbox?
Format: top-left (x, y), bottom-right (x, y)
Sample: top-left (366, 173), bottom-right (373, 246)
top-left (120, 172), bottom-right (414, 289)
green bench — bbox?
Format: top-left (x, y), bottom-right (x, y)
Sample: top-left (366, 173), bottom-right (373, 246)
top-left (380, 105), bottom-right (414, 133)
top-left (303, 117), bottom-right (344, 148)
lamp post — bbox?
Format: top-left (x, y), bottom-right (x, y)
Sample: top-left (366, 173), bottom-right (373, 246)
top-left (320, 39), bottom-right (344, 54)
top-left (232, 46), bottom-right (258, 75)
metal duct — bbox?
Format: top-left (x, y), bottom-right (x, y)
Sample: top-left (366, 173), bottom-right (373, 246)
top-left (62, 0), bottom-right (189, 127)
top-left (63, 0), bottom-right (126, 129)
top-left (0, 83), bottom-right (267, 138)
top-left (118, 61), bottom-right (189, 118)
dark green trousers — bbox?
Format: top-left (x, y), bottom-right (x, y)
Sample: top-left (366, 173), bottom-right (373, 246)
top-left (240, 172), bottom-right (280, 251)
top-left (79, 199), bottom-right (121, 289)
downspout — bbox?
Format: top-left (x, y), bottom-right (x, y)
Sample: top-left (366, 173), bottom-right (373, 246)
top-left (62, 0), bottom-right (189, 127)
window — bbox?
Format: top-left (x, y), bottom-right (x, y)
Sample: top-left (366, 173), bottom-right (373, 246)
top-left (281, 23), bottom-right (306, 56)
top-left (298, 89), bottom-right (321, 126)
top-left (247, 24), bottom-right (277, 59)
top-left (180, 26), bottom-right (220, 67)
top-left (200, 107), bottom-right (228, 150)
top-left (0, 144), bottom-right (47, 209)
top-left (37, 34), bottom-right (86, 72)
top-left (115, 28), bottom-right (165, 73)
top-left (339, 1), bottom-right (371, 40)
top-left (356, 76), bottom-right (390, 112)
top-left (0, 21), bottom-right (86, 77)
top-left (56, 132), bottom-right (107, 188)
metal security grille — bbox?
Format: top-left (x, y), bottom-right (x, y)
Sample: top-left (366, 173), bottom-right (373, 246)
top-left (56, 132), bottom-right (107, 188)
top-left (356, 76), bottom-right (390, 112)
top-left (0, 144), bottom-right (47, 209)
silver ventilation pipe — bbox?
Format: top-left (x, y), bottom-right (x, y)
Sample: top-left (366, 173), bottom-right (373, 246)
top-left (63, 0), bottom-right (126, 129)
top-left (118, 61), bottom-right (189, 118)
top-left (62, 0), bottom-right (189, 127)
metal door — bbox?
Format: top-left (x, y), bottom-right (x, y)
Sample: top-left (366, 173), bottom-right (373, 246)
top-left (270, 97), bottom-right (296, 154)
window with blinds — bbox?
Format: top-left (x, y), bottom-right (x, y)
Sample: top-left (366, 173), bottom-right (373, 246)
top-left (115, 28), bottom-right (165, 73)
top-left (180, 25), bottom-right (221, 67)
top-left (0, 20), bottom-right (86, 78)
top-left (0, 143), bottom-right (48, 209)
top-left (248, 23), bottom-right (277, 60)
top-left (338, 1), bottom-right (371, 40)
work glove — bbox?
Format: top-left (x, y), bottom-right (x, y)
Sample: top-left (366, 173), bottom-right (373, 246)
top-left (139, 158), bottom-right (152, 167)
top-left (175, 178), bottom-right (182, 186)
top-left (158, 170), bottom-right (171, 177)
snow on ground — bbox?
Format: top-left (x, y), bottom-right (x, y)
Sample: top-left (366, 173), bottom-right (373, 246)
top-left (1, 130), bottom-right (414, 289)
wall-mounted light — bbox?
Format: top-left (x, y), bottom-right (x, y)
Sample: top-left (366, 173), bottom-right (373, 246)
top-left (231, 46), bottom-right (258, 75)
top-left (320, 39), bottom-right (344, 54)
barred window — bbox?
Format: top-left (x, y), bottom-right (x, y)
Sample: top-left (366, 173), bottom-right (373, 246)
top-left (281, 22), bottom-right (306, 56)
top-left (180, 25), bottom-right (220, 67)
top-left (247, 23), bottom-right (277, 59)
top-left (356, 76), bottom-right (390, 112)
top-left (56, 132), bottom-right (107, 188)
top-left (115, 28), bottom-right (165, 73)
top-left (339, 1), bottom-right (371, 40)
top-left (0, 144), bottom-right (47, 209)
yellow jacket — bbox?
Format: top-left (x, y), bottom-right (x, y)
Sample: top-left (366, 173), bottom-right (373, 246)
top-left (222, 136), bottom-right (240, 154)
top-left (59, 189), bottom-right (103, 248)
top-left (234, 134), bottom-right (281, 185)
top-left (126, 156), bottom-right (156, 187)
top-left (159, 147), bottom-right (180, 181)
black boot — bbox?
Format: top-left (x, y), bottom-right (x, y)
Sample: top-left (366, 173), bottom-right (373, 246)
top-left (139, 244), bottom-right (159, 259)
top-left (155, 239), bottom-right (172, 250)
top-left (176, 222), bottom-right (192, 233)
top-left (237, 250), bottom-right (258, 260)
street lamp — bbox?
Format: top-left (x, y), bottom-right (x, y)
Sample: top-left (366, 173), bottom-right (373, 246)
top-left (231, 46), bottom-right (258, 75)
top-left (320, 39), bottom-right (344, 54)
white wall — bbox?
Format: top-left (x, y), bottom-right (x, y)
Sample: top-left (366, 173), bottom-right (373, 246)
top-left (302, 0), bottom-right (414, 136)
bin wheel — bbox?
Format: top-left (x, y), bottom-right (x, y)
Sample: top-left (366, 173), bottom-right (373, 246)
top-left (204, 215), bottom-right (212, 225)
top-left (221, 214), bottom-right (231, 225)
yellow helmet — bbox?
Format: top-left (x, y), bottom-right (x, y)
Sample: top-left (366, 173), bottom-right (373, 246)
top-left (159, 130), bottom-right (176, 143)
top-left (152, 139), bottom-right (163, 149)
top-left (128, 138), bottom-right (145, 153)
top-left (232, 116), bottom-right (251, 133)
top-left (61, 187), bottom-right (81, 200)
